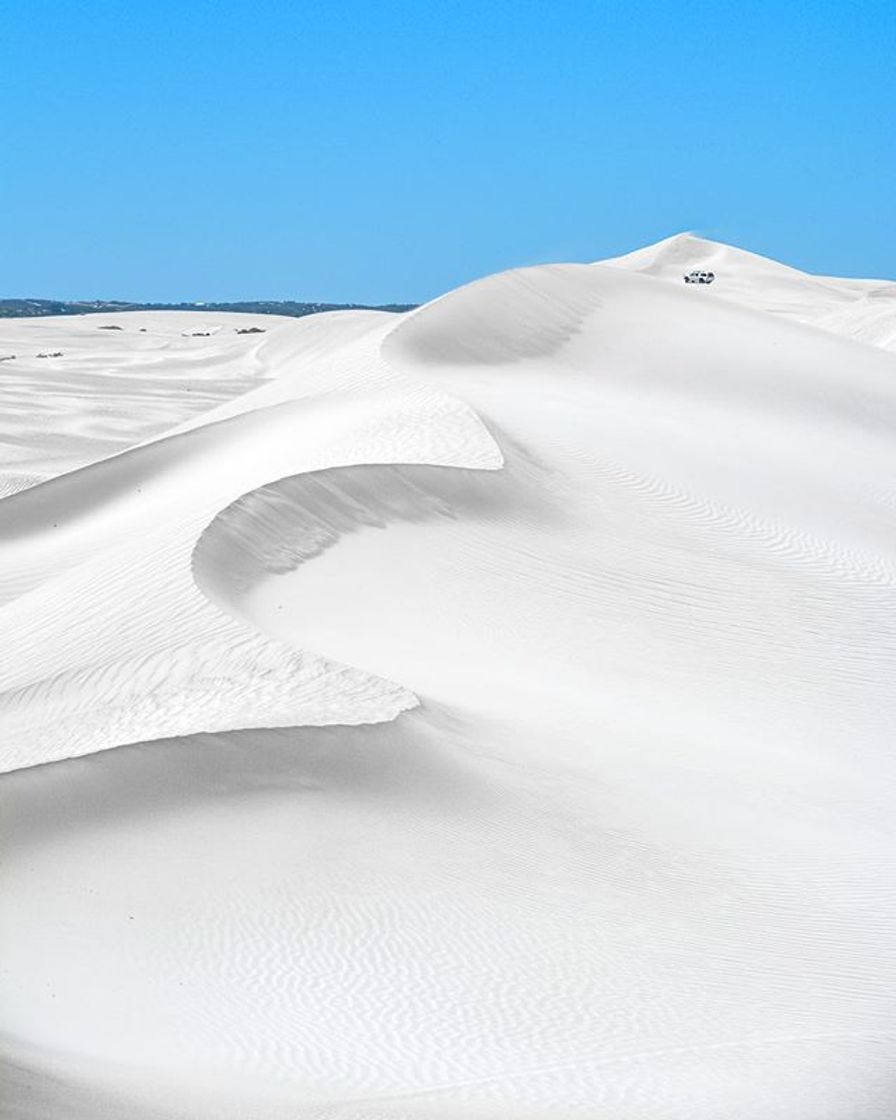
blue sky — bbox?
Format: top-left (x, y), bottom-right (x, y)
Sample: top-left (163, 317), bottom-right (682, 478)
top-left (2, 1), bottom-right (894, 302)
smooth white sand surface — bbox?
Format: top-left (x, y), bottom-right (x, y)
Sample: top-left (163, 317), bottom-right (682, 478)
top-left (1, 236), bottom-right (895, 1119)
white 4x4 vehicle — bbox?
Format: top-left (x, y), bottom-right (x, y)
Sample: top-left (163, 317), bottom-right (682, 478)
top-left (684, 270), bottom-right (715, 284)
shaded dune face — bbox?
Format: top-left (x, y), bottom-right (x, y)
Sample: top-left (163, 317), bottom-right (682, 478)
top-left (2, 245), bottom-right (896, 1119)
top-left (192, 457), bottom-right (539, 604)
top-left (385, 262), bottom-right (896, 436)
top-left (384, 264), bottom-right (606, 365)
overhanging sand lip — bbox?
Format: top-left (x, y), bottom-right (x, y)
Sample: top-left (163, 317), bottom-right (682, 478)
top-left (0, 306), bottom-right (503, 772)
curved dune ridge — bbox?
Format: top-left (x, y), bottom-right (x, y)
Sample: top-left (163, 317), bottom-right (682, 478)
top-left (1, 237), bottom-right (896, 1119)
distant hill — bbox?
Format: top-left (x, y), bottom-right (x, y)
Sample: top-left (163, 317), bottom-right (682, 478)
top-left (0, 298), bottom-right (417, 319)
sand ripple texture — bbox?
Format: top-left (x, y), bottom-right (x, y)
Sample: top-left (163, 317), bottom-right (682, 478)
top-left (2, 237), bottom-right (896, 1119)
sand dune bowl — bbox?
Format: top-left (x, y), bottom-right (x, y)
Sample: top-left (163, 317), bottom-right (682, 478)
top-left (2, 235), bottom-right (896, 1119)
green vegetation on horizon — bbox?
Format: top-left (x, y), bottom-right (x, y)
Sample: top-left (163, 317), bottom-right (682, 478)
top-left (0, 298), bottom-right (417, 319)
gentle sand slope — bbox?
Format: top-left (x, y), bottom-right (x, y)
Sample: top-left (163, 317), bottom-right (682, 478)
top-left (1, 239), bottom-right (895, 1119)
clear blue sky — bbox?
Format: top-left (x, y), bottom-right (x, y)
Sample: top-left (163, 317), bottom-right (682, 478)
top-left (2, 1), bottom-right (894, 303)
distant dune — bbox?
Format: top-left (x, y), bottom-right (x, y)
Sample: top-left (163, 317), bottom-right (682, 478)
top-left (1, 236), bottom-right (895, 1119)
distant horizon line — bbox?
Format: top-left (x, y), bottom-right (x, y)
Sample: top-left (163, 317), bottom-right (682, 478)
top-left (0, 296), bottom-right (419, 320)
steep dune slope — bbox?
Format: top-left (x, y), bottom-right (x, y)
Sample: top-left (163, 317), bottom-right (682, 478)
top-left (2, 246), bottom-right (896, 1119)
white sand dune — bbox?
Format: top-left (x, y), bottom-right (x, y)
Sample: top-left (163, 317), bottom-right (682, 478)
top-left (2, 238), bottom-right (896, 1119)
top-left (604, 232), bottom-right (896, 349)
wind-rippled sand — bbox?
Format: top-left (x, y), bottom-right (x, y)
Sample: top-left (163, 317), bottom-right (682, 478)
top-left (2, 236), bottom-right (896, 1119)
